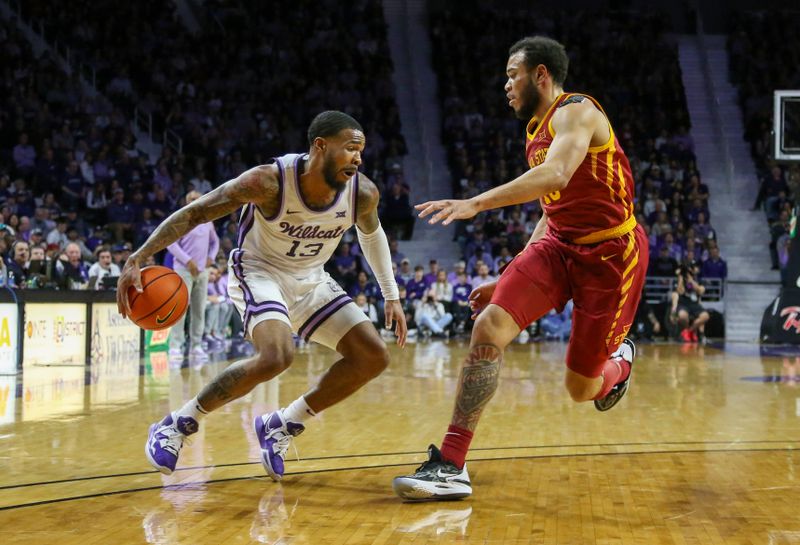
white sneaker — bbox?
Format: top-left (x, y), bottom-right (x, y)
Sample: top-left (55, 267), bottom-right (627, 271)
top-left (190, 346), bottom-right (208, 361)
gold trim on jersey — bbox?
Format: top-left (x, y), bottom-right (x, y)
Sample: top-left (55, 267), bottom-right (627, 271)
top-left (571, 215), bottom-right (637, 245)
top-left (526, 93), bottom-right (566, 141)
top-left (605, 230), bottom-right (639, 346)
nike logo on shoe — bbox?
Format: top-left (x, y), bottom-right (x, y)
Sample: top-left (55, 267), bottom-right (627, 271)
top-left (601, 254), bottom-right (617, 261)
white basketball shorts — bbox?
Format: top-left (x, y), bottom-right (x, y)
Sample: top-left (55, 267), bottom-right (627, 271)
top-left (227, 262), bottom-right (369, 351)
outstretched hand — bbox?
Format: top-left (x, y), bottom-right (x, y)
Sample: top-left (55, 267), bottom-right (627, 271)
top-left (415, 198), bottom-right (479, 226)
top-left (384, 299), bottom-right (408, 348)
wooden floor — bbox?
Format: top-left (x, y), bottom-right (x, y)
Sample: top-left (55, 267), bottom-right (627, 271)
top-left (1, 340), bottom-right (800, 544)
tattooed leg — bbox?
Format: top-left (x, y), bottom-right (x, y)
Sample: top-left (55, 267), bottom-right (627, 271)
top-left (197, 321), bottom-right (295, 412)
top-left (451, 344), bottom-right (503, 431)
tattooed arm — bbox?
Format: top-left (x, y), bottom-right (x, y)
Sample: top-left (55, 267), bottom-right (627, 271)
top-left (116, 165), bottom-right (280, 316)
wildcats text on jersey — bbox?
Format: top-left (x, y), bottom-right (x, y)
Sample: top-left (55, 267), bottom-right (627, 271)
top-left (278, 223), bottom-right (347, 240)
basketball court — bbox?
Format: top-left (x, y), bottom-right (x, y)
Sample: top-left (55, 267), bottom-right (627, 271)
top-left (1, 340), bottom-right (799, 544)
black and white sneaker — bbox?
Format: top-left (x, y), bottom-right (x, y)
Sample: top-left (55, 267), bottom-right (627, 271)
top-left (594, 338), bottom-right (635, 412)
top-left (392, 445), bottom-right (472, 501)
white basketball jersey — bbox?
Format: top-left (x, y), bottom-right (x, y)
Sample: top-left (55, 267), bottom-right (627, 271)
top-left (233, 153), bottom-right (358, 275)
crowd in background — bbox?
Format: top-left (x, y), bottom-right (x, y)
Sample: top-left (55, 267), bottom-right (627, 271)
top-left (0, 3), bottom-right (745, 344)
top-left (728, 10), bottom-right (800, 282)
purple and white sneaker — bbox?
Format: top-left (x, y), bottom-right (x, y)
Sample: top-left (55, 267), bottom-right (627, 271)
top-left (145, 413), bottom-right (198, 475)
top-left (253, 411), bottom-right (305, 481)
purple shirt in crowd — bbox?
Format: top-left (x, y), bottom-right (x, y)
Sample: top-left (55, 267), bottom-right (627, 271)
top-left (452, 282), bottom-right (472, 303)
top-left (701, 258), bottom-right (727, 280)
top-left (405, 278), bottom-right (427, 301)
top-left (167, 222), bottom-right (220, 274)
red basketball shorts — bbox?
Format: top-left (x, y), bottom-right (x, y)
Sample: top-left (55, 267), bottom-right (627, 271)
top-left (491, 225), bottom-right (649, 378)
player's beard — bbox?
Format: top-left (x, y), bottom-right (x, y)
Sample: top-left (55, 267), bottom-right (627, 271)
top-left (514, 82), bottom-right (541, 120)
top-left (322, 156), bottom-right (347, 191)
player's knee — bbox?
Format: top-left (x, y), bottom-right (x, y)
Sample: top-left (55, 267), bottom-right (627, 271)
top-left (564, 372), bottom-right (596, 402)
top-left (361, 342), bottom-right (390, 378)
top-left (253, 344), bottom-right (294, 376)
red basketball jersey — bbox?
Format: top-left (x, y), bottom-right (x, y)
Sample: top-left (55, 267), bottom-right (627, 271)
top-left (525, 93), bottom-right (636, 244)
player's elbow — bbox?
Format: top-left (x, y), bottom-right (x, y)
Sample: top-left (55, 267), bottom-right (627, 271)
top-left (550, 169), bottom-right (571, 192)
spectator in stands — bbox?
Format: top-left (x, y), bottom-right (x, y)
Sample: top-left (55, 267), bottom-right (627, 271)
top-left (6, 240), bottom-right (29, 288)
top-left (349, 270), bottom-right (378, 303)
top-left (55, 242), bottom-right (90, 289)
top-left (149, 186), bottom-right (174, 223)
top-left (414, 290), bottom-right (453, 338)
top-left (111, 243), bottom-right (131, 270)
top-left (27, 244), bottom-right (53, 288)
top-left (467, 247), bottom-right (491, 277)
top-left (397, 258), bottom-right (413, 285)
top-left (471, 262), bottom-right (495, 289)
top-left (134, 208), bottom-right (158, 247)
top-left (60, 160), bottom-right (85, 211)
top-left (661, 232), bottom-right (683, 263)
top-left (403, 265), bottom-right (427, 305)
top-left (649, 245), bottom-right (679, 278)
top-left (540, 300), bottom-right (574, 341)
top-left (88, 246), bottom-right (120, 290)
top-left (691, 211), bottom-right (715, 243)
top-left (189, 169), bottom-right (213, 194)
top-left (28, 228), bottom-right (44, 250)
top-left (380, 181), bottom-right (414, 240)
top-left (432, 269), bottom-right (453, 312)
top-left (355, 293), bottom-right (379, 329)
top-left (166, 191), bottom-right (219, 361)
top-left (701, 246), bottom-right (728, 280)
top-left (65, 227), bottom-right (93, 261)
top-left (46, 216), bottom-right (69, 249)
top-left (389, 238), bottom-right (405, 267)
top-left (451, 271), bottom-right (472, 333)
top-left (447, 260), bottom-right (467, 285)
top-left (493, 247), bottom-right (513, 274)
top-left (423, 260), bottom-right (439, 287)
top-left (85, 181), bottom-right (109, 223)
top-left (397, 285), bottom-right (417, 332)
top-left (204, 264), bottom-right (232, 346)
top-left (107, 189), bottom-right (134, 243)
top-left (12, 133), bottom-right (35, 176)
top-left (334, 242), bottom-right (358, 289)
top-left (670, 265), bottom-right (710, 343)
top-left (754, 165), bottom-right (789, 211)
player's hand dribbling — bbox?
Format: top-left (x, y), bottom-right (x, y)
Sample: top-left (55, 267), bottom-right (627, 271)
top-left (384, 299), bottom-right (408, 348)
top-left (415, 198), bottom-right (479, 226)
top-left (117, 255), bottom-right (143, 318)
top-left (468, 281), bottom-right (497, 319)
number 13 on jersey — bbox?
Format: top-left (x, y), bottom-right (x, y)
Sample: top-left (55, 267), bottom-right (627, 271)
top-left (286, 241), bottom-right (323, 257)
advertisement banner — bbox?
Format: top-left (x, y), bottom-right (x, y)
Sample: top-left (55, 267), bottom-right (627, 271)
top-left (0, 303), bottom-right (18, 374)
top-left (23, 303), bottom-right (87, 367)
top-left (90, 303), bottom-right (141, 367)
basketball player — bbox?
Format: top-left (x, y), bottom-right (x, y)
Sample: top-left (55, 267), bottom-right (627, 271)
top-left (393, 36), bottom-right (648, 500)
top-left (117, 111), bottom-right (407, 480)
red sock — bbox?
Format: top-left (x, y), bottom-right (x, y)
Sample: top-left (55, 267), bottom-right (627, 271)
top-left (592, 357), bottom-right (631, 400)
top-left (440, 425), bottom-right (474, 468)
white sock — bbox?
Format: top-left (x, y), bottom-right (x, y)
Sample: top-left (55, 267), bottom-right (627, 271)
top-left (281, 396), bottom-right (316, 424)
top-left (173, 396), bottom-right (209, 434)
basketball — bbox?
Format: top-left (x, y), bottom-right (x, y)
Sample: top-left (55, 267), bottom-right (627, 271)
top-left (127, 265), bottom-right (189, 331)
